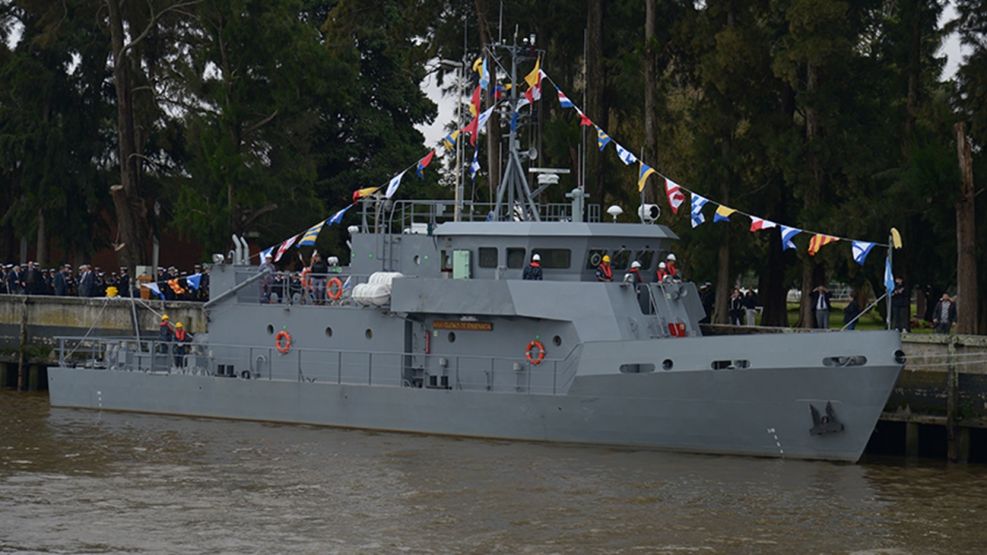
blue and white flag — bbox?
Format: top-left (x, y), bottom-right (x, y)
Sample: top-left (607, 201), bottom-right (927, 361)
top-left (469, 148), bottom-right (480, 181)
top-left (884, 253), bottom-right (894, 298)
top-left (479, 58), bottom-right (490, 90)
top-left (615, 143), bottom-right (637, 166)
top-left (779, 225), bottom-right (801, 251)
top-left (852, 241), bottom-right (876, 265)
top-left (259, 245), bottom-right (275, 266)
top-left (328, 204), bottom-right (352, 226)
top-left (690, 193), bottom-right (709, 228)
top-left (185, 273), bottom-right (202, 291)
top-left (557, 88), bottom-right (574, 109)
top-left (384, 170), bottom-right (407, 199)
top-left (142, 282), bottom-right (165, 299)
top-left (477, 105), bottom-right (496, 134)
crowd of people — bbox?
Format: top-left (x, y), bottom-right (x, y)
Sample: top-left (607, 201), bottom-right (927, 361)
top-left (0, 262), bottom-right (209, 302)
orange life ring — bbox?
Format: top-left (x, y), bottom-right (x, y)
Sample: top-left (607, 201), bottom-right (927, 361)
top-left (525, 340), bottom-right (546, 365)
top-left (300, 268), bottom-right (312, 289)
top-left (326, 277), bottom-right (344, 301)
top-left (275, 330), bottom-right (292, 354)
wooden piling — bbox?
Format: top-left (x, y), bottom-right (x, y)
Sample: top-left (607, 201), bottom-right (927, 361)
top-left (906, 422), bottom-right (920, 457)
top-left (16, 296), bottom-right (28, 391)
top-left (946, 337), bottom-right (958, 462)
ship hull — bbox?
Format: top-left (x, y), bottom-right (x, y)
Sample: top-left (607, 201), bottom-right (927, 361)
top-left (48, 361), bottom-right (899, 462)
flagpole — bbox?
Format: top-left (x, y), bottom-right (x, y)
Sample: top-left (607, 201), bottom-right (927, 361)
top-left (455, 18), bottom-right (467, 222)
top-left (887, 230), bottom-right (893, 330)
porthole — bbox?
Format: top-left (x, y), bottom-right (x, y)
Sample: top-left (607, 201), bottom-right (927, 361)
top-left (325, 327), bottom-right (333, 338)
top-left (365, 328), bottom-right (373, 339)
top-left (553, 335), bottom-right (562, 347)
top-left (414, 255), bottom-right (421, 265)
top-left (662, 359), bottom-right (673, 370)
top-left (266, 324), bottom-right (274, 335)
top-left (448, 332), bottom-right (456, 343)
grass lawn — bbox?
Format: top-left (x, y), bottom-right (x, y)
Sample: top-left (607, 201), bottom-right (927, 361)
top-left (782, 302), bottom-right (932, 332)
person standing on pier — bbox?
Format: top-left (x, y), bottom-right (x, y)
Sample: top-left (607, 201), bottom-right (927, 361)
top-left (890, 277), bottom-right (910, 331)
top-left (932, 293), bottom-right (957, 334)
top-left (811, 285), bottom-right (832, 329)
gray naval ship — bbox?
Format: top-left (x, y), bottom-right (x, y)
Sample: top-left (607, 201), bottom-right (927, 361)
top-left (47, 41), bottom-right (903, 463)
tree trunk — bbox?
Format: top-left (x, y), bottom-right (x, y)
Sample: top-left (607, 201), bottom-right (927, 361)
top-left (643, 0), bottom-right (658, 204)
top-left (759, 230), bottom-right (789, 326)
top-left (955, 122), bottom-right (978, 334)
top-left (106, 0), bottom-right (149, 270)
top-left (586, 0), bottom-right (606, 203)
top-left (713, 240), bottom-right (731, 324)
top-left (35, 208), bottom-right (45, 267)
top-left (798, 62), bottom-right (822, 328)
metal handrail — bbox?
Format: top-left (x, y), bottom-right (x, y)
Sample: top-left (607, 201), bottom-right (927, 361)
top-left (54, 336), bottom-right (586, 396)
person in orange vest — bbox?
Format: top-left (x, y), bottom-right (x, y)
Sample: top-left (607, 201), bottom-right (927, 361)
top-left (595, 255), bottom-right (613, 282)
top-left (655, 262), bottom-right (669, 282)
top-left (173, 322), bottom-right (192, 368)
top-left (665, 253), bottom-right (679, 280)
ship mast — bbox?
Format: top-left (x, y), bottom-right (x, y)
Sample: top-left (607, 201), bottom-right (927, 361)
top-left (487, 28), bottom-right (542, 222)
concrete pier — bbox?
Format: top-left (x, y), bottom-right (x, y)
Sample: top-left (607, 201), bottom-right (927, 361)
top-left (0, 295), bottom-right (204, 390)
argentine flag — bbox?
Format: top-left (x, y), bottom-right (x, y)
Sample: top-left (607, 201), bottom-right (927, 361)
top-left (884, 254), bottom-right (894, 298)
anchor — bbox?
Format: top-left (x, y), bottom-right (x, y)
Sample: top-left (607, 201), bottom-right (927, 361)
top-left (809, 401), bottom-right (845, 435)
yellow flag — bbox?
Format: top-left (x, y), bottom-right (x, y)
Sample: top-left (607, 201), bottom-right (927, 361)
top-left (637, 163), bottom-right (656, 192)
top-left (890, 227), bottom-right (903, 249)
top-left (524, 57), bottom-right (541, 88)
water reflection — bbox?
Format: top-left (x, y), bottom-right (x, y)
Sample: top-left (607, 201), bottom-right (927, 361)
top-left (1, 391), bottom-right (984, 553)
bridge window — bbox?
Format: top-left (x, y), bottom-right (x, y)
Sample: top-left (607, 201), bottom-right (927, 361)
top-left (636, 250), bottom-right (655, 270)
top-left (586, 250), bottom-right (607, 269)
top-left (478, 247), bottom-right (498, 268)
top-left (533, 248), bottom-right (571, 269)
top-left (507, 248), bottom-right (527, 269)
top-left (611, 249), bottom-right (631, 270)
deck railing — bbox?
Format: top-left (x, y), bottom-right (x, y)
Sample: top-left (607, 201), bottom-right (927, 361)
top-left (54, 336), bottom-right (583, 396)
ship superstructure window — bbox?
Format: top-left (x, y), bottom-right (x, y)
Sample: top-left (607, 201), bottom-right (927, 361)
top-left (586, 250), bottom-right (607, 269)
top-left (534, 249), bottom-right (571, 269)
top-left (507, 247), bottom-right (527, 269)
top-left (478, 247), bottom-right (498, 268)
top-left (611, 249), bottom-right (631, 270)
top-left (636, 250), bottom-right (654, 270)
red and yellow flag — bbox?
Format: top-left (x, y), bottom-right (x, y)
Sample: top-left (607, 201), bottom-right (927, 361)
top-left (808, 234), bottom-right (839, 256)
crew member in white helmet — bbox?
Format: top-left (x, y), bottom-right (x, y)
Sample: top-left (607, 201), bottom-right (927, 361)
top-left (523, 253), bottom-right (543, 280)
top-left (665, 253), bottom-right (679, 280)
top-left (624, 260), bottom-right (643, 283)
top-left (655, 261), bottom-right (669, 282)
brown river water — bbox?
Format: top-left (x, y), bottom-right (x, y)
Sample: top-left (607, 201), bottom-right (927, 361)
top-left (2, 391), bottom-right (986, 554)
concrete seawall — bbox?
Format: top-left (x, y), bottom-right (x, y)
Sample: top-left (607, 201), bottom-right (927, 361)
top-left (0, 295), bottom-right (206, 390)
